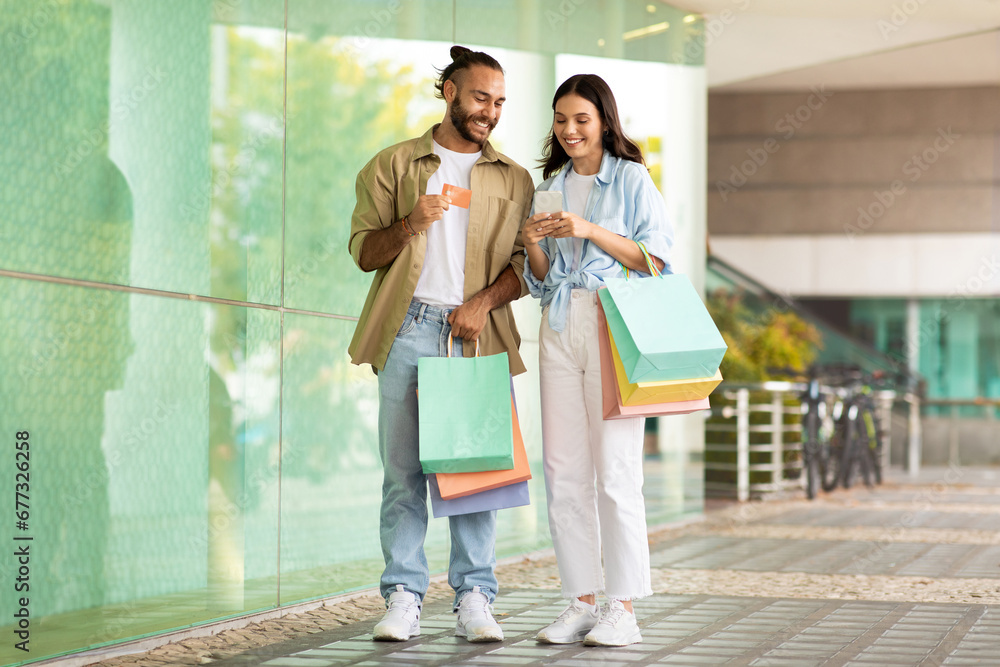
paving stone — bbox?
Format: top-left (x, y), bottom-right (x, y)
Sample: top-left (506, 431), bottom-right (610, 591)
top-left (84, 477), bottom-right (1000, 667)
top-left (486, 646), bottom-right (565, 657)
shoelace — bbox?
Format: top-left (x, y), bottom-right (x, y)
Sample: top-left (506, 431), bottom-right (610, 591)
top-left (462, 594), bottom-right (493, 620)
top-left (388, 595), bottom-right (417, 611)
top-left (597, 603), bottom-right (627, 626)
top-left (554, 601), bottom-right (594, 624)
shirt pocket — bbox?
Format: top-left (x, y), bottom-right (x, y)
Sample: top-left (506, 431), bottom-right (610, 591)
top-left (482, 195), bottom-right (521, 259)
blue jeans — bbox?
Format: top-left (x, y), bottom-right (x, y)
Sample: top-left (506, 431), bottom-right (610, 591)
top-left (377, 300), bottom-right (498, 607)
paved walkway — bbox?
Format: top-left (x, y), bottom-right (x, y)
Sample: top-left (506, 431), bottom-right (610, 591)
top-left (84, 466), bottom-right (1000, 666)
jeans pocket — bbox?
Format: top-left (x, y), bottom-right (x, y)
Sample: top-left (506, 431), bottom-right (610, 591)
top-left (396, 312), bottom-right (417, 337)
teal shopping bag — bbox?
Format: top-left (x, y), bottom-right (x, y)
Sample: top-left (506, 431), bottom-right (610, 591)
top-left (600, 244), bottom-right (727, 384)
top-left (417, 340), bottom-right (514, 474)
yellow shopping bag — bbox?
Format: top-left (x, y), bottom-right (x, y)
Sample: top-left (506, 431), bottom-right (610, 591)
top-left (607, 324), bottom-right (722, 406)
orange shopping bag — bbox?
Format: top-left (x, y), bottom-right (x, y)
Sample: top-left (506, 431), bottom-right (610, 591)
top-left (435, 394), bottom-right (531, 500)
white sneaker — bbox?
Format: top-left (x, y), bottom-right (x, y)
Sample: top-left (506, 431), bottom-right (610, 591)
top-left (583, 600), bottom-right (641, 647)
top-left (373, 585), bottom-right (421, 641)
top-left (536, 599), bottom-right (600, 644)
top-left (454, 585), bottom-right (504, 642)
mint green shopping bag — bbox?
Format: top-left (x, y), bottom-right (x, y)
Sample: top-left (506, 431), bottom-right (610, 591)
top-left (418, 340), bottom-right (514, 474)
top-left (600, 244), bottom-right (727, 384)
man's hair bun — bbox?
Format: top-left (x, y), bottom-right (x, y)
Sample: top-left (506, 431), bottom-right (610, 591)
top-left (434, 46), bottom-right (503, 100)
top-left (450, 45), bottom-right (472, 61)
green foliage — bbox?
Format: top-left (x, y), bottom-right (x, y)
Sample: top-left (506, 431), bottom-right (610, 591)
top-left (208, 31), bottom-right (436, 369)
top-left (707, 288), bottom-right (823, 382)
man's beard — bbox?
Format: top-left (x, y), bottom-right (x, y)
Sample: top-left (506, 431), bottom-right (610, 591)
top-left (450, 98), bottom-right (495, 146)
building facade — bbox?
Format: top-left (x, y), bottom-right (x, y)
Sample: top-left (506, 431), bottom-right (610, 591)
top-left (708, 85), bottom-right (1000, 461)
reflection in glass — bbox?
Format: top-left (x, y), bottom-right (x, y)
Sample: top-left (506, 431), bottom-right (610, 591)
top-left (0, 1), bottom-right (285, 304)
top-left (283, 29), bottom-right (442, 316)
top-left (0, 1), bottom-right (132, 288)
top-left (0, 280), bottom-right (281, 664)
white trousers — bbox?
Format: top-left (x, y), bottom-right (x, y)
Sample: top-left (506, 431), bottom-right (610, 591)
top-left (539, 289), bottom-right (652, 601)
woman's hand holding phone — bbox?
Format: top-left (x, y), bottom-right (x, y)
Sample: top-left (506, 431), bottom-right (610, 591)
top-left (524, 211), bottom-right (558, 246)
top-left (525, 210), bottom-right (595, 243)
top-left (541, 211), bottom-right (594, 240)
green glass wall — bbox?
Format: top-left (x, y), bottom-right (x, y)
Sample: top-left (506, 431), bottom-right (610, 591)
top-left (849, 298), bottom-right (1000, 415)
top-left (1, 1), bottom-right (705, 663)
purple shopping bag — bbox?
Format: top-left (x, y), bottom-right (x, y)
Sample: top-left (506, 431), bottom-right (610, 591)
top-left (427, 475), bottom-right (529, 518)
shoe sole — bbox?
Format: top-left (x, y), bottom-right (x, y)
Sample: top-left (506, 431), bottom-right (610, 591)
top-left (373, 624), bottom-right (420, 641)
top-left (455, 629), bottom-right (504, 642)
top-left (536, 630), bottom-right (589, 644)
top-left (373, 632), bottom-right (420, 641)
top-left (583, 631), bottom-right (642, 647)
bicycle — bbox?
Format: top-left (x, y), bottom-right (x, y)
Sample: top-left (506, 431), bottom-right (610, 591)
top-left (799, 366), bottom-right (832, 499)
top-left (854, 380), bottom-right (885, 485)
top-left (825, 370), bottom-right (885, 491)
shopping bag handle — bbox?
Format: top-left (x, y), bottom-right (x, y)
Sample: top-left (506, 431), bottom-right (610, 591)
top-left (619, 241), bottom-right (661, 279)
top-left (446, 336), bottom-right (481, 358)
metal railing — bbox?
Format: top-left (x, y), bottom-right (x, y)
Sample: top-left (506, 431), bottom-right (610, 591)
top-left (705, 382), bottom-right (905, 501)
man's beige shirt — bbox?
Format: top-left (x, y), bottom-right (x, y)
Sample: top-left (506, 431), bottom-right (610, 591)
top-left (348, 125), bottom-right (534, 375)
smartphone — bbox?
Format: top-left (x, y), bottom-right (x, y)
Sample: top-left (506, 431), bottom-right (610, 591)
top-left (533, 190), bottom-right (563, 214)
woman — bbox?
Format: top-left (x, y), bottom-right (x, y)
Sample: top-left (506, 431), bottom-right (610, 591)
top-left (523, 74), bottom-right (673, 647)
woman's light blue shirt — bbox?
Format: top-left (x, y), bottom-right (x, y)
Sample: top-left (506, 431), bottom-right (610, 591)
top-left (524, 151), bottom-right (674, 332)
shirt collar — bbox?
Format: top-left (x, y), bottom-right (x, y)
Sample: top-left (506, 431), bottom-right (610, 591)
top-left (595, 151), bottom-right (620, 184)
top-left (412, 123), bottom-right (507, 165)
top-left (556, 151), bottom-right (620, 186)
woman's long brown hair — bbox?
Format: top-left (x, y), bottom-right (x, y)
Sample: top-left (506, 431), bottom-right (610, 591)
top-left (540, 74), bottom-right (645, 180)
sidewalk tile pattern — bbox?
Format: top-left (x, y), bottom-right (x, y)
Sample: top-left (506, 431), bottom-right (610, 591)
top-left (200, 592), bottom-right (999, 666)
top-left (78, 470), bottom-right (1000, 666)
top-left (650, 535), bottom-right (1000, 578)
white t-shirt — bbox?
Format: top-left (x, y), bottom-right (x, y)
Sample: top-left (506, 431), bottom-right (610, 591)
top-left (413, 141), bottom-right (481, 307)
top-left (564, 167), bottom-right (597, 271)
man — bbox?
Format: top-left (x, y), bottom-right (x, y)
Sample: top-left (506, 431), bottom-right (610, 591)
top-left (347, 46), bottom-right (533, 643)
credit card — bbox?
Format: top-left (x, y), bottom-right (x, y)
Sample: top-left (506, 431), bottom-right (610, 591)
top-left (442, 184), bottom-right (472, 209)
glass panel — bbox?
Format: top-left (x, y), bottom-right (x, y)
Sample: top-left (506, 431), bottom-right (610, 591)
top-left (845, 297), bottom-right (1000, 416)
top-left (283, 1), bottom-right (453, 316)
top-left (848, 299), bottom-right (907, 360)
top-left (0, 277), bottom-right (280, 664)
top-left (278, 313), bottom-right (382, 601)
top-left (455, 0), bottom-right (704, 66)
top-left (0, 0), bottom-right (285, 304)
top-left (283, 0), bottom-right (703, 316)
top-left (916, 298), bottom-right (1000, 417)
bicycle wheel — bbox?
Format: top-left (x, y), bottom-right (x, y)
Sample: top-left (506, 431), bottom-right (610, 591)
top-left (840, 417), bottom-right (860, 489)
top-left (865, 408), bottom-right (884, 485)
top-left (871, 440), bottom-right (883, 485)
top-left (822, 419), bottom-right (846, 492)
top-left (803, 411), bottom-right (820, 499)
top-left (855, 418), bottom-right (874, 487)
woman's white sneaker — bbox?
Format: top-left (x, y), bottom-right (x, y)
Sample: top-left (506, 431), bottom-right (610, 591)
top-left (373, 585), bottom-right (421, 641)
top-left (536, 598), bottom-right (600, 644)
top-left (583, 600), bottom-right (641, 647)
